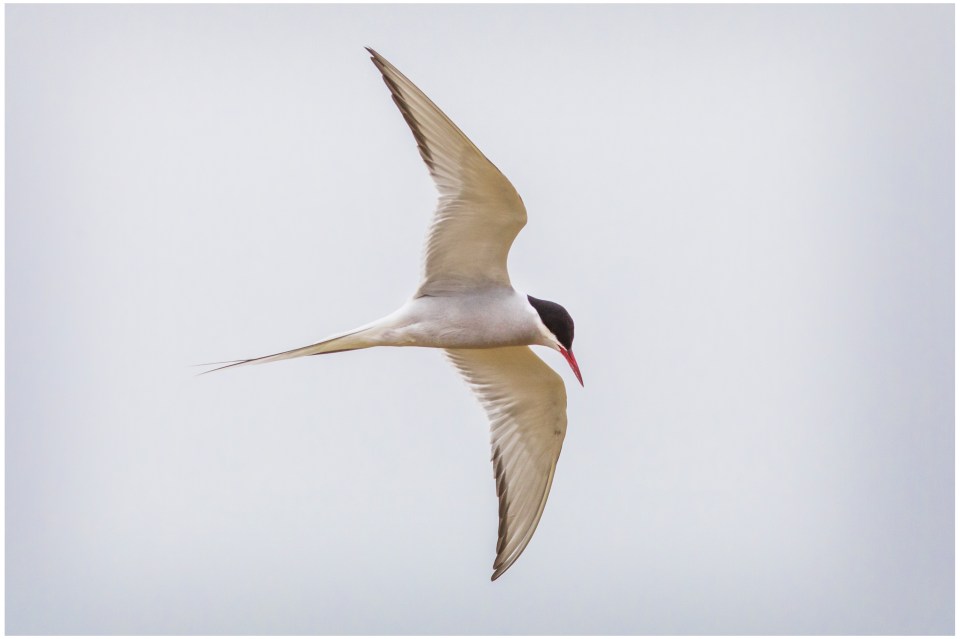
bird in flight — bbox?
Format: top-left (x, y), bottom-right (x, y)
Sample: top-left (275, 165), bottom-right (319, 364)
top-left (212, 48), bottom-right (582, 581)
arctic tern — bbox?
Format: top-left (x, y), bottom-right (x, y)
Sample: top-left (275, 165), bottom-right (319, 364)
top-left (213, 48), bottom-right (582, 581)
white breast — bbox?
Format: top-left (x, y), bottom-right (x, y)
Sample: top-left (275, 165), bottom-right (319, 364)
top-left (376, 289), bottom-right (543, 349)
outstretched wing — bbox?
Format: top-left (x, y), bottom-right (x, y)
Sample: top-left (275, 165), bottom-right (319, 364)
top-left (446, 346), bottom-right (568, 580)
top-left (367, 48), bottom-right (527, 295)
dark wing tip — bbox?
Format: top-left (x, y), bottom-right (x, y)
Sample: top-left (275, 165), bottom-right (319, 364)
top-left (492, 444), bottom-right (510, 554)
top-left (491, 559), bottom-right (512, 581)
top-left (364, 47), bottom-right (437, 172)
top-left (365, 47), bottom-right (386, 69)
top-left (490, 444), bottom-right (520, 581)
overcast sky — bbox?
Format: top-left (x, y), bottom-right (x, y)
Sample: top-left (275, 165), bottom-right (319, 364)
top-left (7, 4), bottom-right (954, 634)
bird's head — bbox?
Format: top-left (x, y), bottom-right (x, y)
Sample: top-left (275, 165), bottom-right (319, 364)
top-left (527, 295), bottom-right (583, 386)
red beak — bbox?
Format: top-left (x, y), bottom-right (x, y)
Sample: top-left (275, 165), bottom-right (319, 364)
top-left (559, 347), bottom-right (583, 386)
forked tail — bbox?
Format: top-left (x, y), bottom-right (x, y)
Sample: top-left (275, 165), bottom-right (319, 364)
top-left (201, 324), bottom-right (380, 374)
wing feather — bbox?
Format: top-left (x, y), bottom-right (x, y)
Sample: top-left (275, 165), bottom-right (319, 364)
top-left (366, 48), bottom-right (527, 295)
top-left (446, 347), bottom-right (567, 580)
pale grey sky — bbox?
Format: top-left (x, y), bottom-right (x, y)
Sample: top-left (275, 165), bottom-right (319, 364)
top-left (6, 4), bottom-right (954, 634)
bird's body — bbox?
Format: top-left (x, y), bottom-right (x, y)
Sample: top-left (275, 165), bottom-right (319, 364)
top-left (214, 48), bottom-right (582, 581)
top-left (373, 289), bottom-right (549, 349)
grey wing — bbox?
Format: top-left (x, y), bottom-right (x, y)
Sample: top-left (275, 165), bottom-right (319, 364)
top-left (446, 346), bottom-right (568, 580)
top-left (366, 48), bottom-right (527, 295)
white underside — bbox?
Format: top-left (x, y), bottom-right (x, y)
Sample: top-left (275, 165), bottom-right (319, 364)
top-left (366, 288), bottom-right (552, 350)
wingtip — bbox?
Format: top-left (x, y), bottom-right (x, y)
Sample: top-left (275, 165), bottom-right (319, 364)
top-left (490, 553), bottom-right (514, 581)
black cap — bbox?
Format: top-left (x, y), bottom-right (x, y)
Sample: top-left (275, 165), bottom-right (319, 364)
top-left (527, 295), bottom-right (575, 350)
